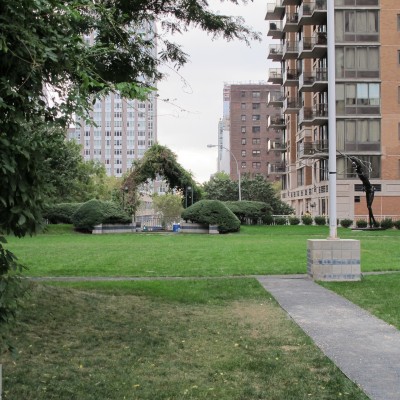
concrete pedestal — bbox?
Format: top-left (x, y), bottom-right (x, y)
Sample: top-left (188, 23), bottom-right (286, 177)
top-left (307, 239), bottom-right (361, 281)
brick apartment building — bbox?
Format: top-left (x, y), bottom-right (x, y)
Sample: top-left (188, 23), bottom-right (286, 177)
top-left (265, 0), bottom-right (400, 221)
top-left (218, 83), bottom-right (284, 182)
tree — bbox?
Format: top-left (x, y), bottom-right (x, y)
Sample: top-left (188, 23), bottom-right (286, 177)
top-left (202, 172), bottom-right (239, 201)
top-left (202, 174), bottom-right (293, 215)
top-left (152, 193), bottom-right (184, 228)
top-left (1, 0), bottom-right (258, 350)
top-left (123, 144), bottom-right (200, 213)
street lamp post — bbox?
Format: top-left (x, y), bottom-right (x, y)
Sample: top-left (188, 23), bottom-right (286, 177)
top-left (207, 144), bottom-right (241, 201)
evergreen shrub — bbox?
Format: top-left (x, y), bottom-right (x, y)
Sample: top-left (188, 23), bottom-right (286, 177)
top-left (274, 216), bottom-right (287, 225)
top-left (314, 216), bottom-right (326, 226)
top-left (43, 203), bottom-right (83, 224)
top-left (340, 219), bottom-right (353, 228)
top-left (224, 201), bottom-right (272, 225)
top-left (394, 220), bottom-right (400, 230)
top-left (181, 200), bottom-right (240, 234)
top-left (71, 199), bottom-right (131, 232)
top-left (301, 215), bottom-right (313, 225)
top-left (380, 218), bottom-right (394, 230)
top-left (288, 216), bottom-right (300, 225)
top-left (356, 219), bottom-right (368, 228)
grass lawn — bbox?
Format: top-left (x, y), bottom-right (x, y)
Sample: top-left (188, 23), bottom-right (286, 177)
top-left (321, 273), bottom-right (400, 330)
top-left (4, 224), bottom-right (400, 277)
top-left (2, 279), bottom-right (369, 400)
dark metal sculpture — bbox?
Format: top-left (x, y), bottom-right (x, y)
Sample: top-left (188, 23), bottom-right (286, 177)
top-left (349, 157), bottom-right (377, 228)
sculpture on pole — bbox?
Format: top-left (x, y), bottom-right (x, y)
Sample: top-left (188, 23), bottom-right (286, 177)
top-left (349, 157), bottom-right (378, 228)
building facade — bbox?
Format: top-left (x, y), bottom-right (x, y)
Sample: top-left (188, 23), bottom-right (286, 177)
top-left (68, 24), bottom-right (157, 178)
top-left (219, 83), bottom-right (283, 182)
top-left (265, 0), bottom-right (400, 221)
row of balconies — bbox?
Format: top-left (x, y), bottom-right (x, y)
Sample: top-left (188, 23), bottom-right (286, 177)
top-left (267, 67), bottom-right (328, 93)
top-left (267, 32), bottom-right (327, 61)
top-left (265, 1), bottom-right (327, 24)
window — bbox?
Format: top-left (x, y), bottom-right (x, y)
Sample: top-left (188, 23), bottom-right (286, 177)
top-left (241, 150), bottom-right (246, 157)
top-left (252, 126), bottom-right (261, 133)
top-left (252, 138), bottom-right (261, 145)
top-left (252, 91), bottom-right (261, 98)
top-left (241, 126), bottom-right (246, 133)
top-left (241, 103), bottom-right (246, 109)
top-left (241, 138), bottom-right (246, 145)
top-left (398, 15), bottom-right (400, 31)
top-left (241, 91), bottom-right (246, 97)
top-left (241, 162), bottom-right (247, 168)
top-left (241, 115), bottom-right (246, 121)
top-left (252, 150), bottom-right (261, 157)
top-left (252, 115), bottom-right (261, 121)
top-left (252, 103), bottom-right (260, 110)
top-left (252, 162), bottom-right (261, 169)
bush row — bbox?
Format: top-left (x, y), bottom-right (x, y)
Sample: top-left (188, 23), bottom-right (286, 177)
top-left (44, 199), bottom-right (131, 232)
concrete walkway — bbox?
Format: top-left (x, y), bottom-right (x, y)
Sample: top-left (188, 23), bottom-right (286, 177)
top-left (257, 275), bottom-right (400, 400)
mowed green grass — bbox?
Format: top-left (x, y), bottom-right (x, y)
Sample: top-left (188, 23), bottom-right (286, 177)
top-left (2, 280), bottom-right (369, 400)
top-left (321, 273), bottom-right (400, 330)
top-left (4, 224), bottom-right (400, 277)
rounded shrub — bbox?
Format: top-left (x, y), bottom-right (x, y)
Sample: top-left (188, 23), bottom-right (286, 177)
top-left (274, 216), bottom-right (287, 225)
top-left (301, 215), bottom-right (313, 225)
top-left (380, 218), bottom-right (394, 230)
top-left (43, 203), bottom-right (83, 224)
top-left (261, 214), bottom-right (274, 225)
top-left (71, 199), bottom-right (131, 232)
top-left (340, 219), bottom-right (353, 228)
top-left (314, 216), bottom-right (326, 226)
top-left (356, 219), bottom-right (368, 228)
top-left (288, 216), bottom-right (300, 225)
top-left (181, 200), bottom-right (240, 234)
top-left (224, 201), bottom-right (272, 225)
top-left (394, 220), bottom-right (400, 230)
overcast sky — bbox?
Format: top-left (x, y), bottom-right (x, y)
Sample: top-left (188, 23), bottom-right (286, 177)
top-left (157, 1), bottom-right (274, 184)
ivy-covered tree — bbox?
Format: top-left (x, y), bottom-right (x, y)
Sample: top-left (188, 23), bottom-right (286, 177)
top-left (0, 0), bottom-right (258, 352)
top-left (123, 144), bottom-right (200, 212)
top-left (152, 193), bottom-right (184, 228)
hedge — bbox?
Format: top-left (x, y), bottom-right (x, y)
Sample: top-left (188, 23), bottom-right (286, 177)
top-left (224, 201), bottom-right (272, 225)
top-left (43, 203), bottom-right (83, 224)
top-left (71, 199), bottom-right (131, 232)
top-left (181, 200), bottom-right (240, 234)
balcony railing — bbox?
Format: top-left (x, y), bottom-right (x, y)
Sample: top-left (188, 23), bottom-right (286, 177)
top-left (268, 68), bottom-right (283, 84)
top-left (282, 0), bottom-right (301, 5)
top-left (268, 163), bottom-right (287, 174)
top-left (298, 0), bottom-right (327, 25)
top-left (265, 0), bottom-right (285, 20)
top-left (268, 44), bottom-right (283, 61)
top-left (299, 104), bottom-right (328, 126)
top-left (299, 68), bottom-right (328, 92)
top-left (268, 21), bottom-right (284, 39)
top-left (283, 41), bottom-right (299, 60)
top-left (298, 141), bottom-right (329, 159)
top-left (268, 140), bottom-right (287, 152)
top-left (268, 115), bottom-right (286, 129)
top-left (283, 97), bottom-right (302, 113)
top-left (267, 90), bottom-right (285, 106)
top-left (298, 32), bottom-right (327, 59)
top-left (283, 12), bottom-right (299, 32)
top-left (283, 68), bottom-right (300, 86)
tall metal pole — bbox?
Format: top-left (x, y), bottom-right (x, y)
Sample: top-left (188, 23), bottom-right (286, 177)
top-left (327, 0), bottom-right (337, 239)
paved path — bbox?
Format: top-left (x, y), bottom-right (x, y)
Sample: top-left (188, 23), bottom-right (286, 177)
top-left (257, 275), bottom-right (400, 400)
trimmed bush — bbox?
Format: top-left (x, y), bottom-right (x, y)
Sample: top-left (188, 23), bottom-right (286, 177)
top-left (274, 216), bottom-right (287, 225)
top-left (288, 216), bottom-right (300, 225)
top-left (181, 200), bottom-right (240, 234)
top-left (301, 215), bottom-right (313, 225)
top-left (262, 214), bottom-right (274, 225)
top-left (43, 203), bottom-right (83, 224)
top-left (394, 220), bottom-right (400, 230)
top-left (380, 218), bottom-right (394, 230)
top-left (71, 199), bottom-right (131, 232)
top-left (356, 219), bottom-right (368, 228)
top-left (340, 219), bottom-right (353, 228)
top-left (314, 216), bottom-right (326, 226)
top-left (224, 201), bottom-right (272, 225)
